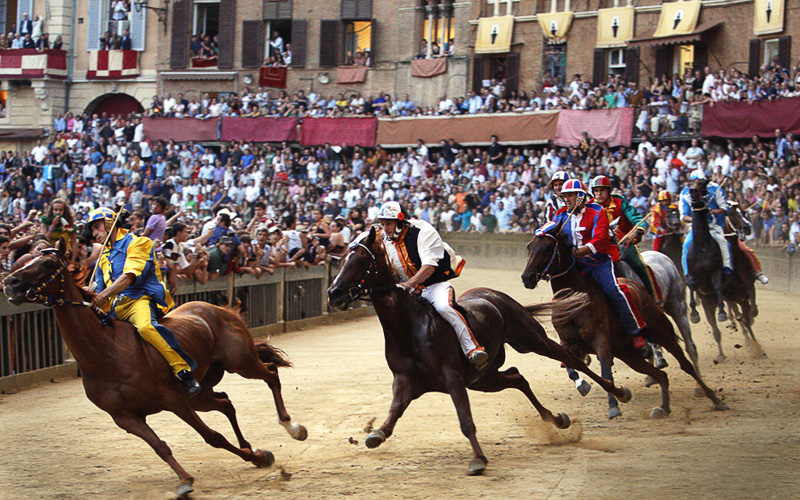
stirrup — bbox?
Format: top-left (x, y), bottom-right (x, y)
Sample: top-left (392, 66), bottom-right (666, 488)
top-left (468, 349), bottom-right (488, 369)
top-left (177, 369), bottom-right (202, 397)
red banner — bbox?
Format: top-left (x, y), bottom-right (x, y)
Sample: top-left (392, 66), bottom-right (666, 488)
top-left (259, 66), bottom-right (287, 88)
top-left (221, 117), bottom-right (299, 142)
top-left (337, 65), bottom-right (368, 84)
top-left (87, 50), bottom-right (139, 80)
top-left (411, 58), bottom-right (447, 78)
top-left (553, 108), bottom-right (634, 148)
top-left (0, 49), bottom-right (67, 79)
top-left (300, 117), bottom-right (377, 147)
top-left (191, 57), bottom-right (218, 68)
top-left (142, 117), bottom-right (218, 142)
top-left (702, 98), bottom-right (800, 138)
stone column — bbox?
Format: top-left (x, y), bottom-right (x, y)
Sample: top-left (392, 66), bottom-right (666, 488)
top-left (426, 4), bottom-right (434, 58)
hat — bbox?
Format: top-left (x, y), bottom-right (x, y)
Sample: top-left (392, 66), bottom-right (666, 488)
top-left (218, 236), bottom-right (234, 245)
top-left (217, 208), bottom-right (238, 219)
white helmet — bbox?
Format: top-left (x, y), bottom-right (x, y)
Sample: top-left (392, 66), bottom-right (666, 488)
top-left (377, 201), bottom-right (406, 221)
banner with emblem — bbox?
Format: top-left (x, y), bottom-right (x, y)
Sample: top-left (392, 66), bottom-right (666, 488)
top-left (537, 12), bottom-right (574, 42)
top-left (475, 16), bottom-right (514, 54)
top-left (597, 6), bottom-right (635, 48)
top-left (754, 0), bottom-right (784, 35)
top-left (653, 0), bottom-right (701, 38)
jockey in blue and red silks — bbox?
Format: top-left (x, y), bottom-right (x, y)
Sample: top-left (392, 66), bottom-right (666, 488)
top-left (544, 179), bottom-right (647, 350)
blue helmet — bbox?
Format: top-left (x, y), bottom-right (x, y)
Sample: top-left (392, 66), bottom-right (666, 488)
top-left (689, 170), bottom-right (707, 181)
top-left (87, 207), bottom-right (116, 230)
top-left (550, 171), bottom-right (570, 183)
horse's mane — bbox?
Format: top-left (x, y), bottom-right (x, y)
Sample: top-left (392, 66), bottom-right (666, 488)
top-left (367, 227), bottom-right (401, 284)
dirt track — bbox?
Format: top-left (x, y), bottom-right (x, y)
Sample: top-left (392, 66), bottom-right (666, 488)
top-left (1, 267), bottom-right (799, 500)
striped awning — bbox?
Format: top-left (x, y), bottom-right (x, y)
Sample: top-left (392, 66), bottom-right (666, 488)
top-left (628, 22), bottom-right (721, 47)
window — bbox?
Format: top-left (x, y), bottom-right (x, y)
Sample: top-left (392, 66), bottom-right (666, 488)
top-left (344, 21), bottom-right (372, 65)
top-left (87, 0), bottom-right (147, 51)
top-left (542, 42), bottom-right (567, 88)
top-left (674, 44), bottom-right (694, 77)
top-left (194, 0), bottom-right (220, 38)
top-left (420, 1), bottom-right (455, 58)
top-left (608, 48), bottom-right (625, 76)
top-left (764, 38), bottom-right (780, 66)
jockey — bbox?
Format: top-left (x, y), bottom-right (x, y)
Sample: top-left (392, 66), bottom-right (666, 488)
top-left (680, 170), bottom-right (732, 276)
top-left (545, 171), bottom-right (570, 221)
top-left (548, 180), bottom-right (647, 350)
top-left (651, 190), bottom-right (680, 252)
top-left (87, 207), bottom-right (201, 396)
top-left (376, 201), bottom-right (488, 369)
top-left (590, 175), bottom-right (659, 300)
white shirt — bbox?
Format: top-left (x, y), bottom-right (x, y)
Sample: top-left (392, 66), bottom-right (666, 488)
top-left (31, 145), bottom-right (48, 164)
top-left (382, 219), bottom-right (444, 281)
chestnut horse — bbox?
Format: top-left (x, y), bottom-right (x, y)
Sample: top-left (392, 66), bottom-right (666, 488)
top-left (2, 247), bottom-right (307, 498)
top-left (327, 227), bottom-right (631, 476)
top-left (521, 221), bottom-right (729, 419)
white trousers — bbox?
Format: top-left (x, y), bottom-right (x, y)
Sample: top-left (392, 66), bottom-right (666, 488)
top-left (710, 225), bottom-right (732, 269)
top-left (421, 281), bottom-right (480, 355)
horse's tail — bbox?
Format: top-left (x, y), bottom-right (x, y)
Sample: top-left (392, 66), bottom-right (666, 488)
top-left (256, 341), bottom-right (293, 368)
top-left (525, 289), bottom-right (590, 329)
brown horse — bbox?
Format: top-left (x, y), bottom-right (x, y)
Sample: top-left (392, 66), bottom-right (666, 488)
top-left (2, 247), bottom-right (307, 498)
top-left (326, 227), bottom-right (631, 475)
top-left (521, 221), bottom-right (729, 419)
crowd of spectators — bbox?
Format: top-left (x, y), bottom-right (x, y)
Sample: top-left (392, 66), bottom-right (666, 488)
top-left (0, 12), bottom-right (59, 51)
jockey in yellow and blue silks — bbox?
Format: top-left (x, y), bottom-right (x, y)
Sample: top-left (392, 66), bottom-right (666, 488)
top-left (87, 207), bottom-right (201, 396)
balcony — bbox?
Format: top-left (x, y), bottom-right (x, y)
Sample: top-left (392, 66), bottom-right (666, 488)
top-left (0, 49), bottom-right (67, 80)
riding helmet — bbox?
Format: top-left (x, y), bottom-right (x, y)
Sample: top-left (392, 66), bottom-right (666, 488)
top-left (589, 175), bottom-right (612, 192)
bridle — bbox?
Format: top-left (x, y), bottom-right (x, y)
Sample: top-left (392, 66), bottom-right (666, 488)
top-left (341, 242), bottom-right (402, 302)
top-left (530, 233), bottom-right (575, 282)
top-left (23, 249), bottom-right (111, 323)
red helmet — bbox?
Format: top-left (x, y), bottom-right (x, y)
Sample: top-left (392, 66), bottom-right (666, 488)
top-left (589, 175), bottom-right (612, 192)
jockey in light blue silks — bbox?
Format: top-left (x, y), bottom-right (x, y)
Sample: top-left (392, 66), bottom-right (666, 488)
top-left (680, 170), bottom-right (732, 276)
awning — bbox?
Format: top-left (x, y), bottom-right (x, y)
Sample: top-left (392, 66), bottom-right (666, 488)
top-left (474, 16), bottom-right (514, 54)
top-left (0, 128), bottom-right (44, 139)
top-left (628, 22), bottom-right (721, 47)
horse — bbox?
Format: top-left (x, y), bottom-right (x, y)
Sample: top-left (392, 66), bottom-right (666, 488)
top-left (326, 227), bottom-right (632, 476)
top-left (521, 221), bottom-right (729, 419)
top-left (2, 246), bottom-right (308, 498)
top-left (656, 206), bottom-right (684, 273)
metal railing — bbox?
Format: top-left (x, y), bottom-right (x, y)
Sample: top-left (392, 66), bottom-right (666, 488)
top-left (0, 265), bottom-right (343, 385)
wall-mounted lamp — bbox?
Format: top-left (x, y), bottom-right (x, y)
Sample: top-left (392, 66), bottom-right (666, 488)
top-left (134, 0), bottom-right (170, 34)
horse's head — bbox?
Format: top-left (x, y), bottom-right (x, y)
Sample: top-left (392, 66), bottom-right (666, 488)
top-left (521, 219), bottom-right (573, 289)
top-left (3, 245), bottom-right (68, 306)
top-left (666, 207), bottom-right (682, 232)
top-left (327, 226), bottom-right (388, 310)
top-left (726, 201), bottom-right (752, 240)
top-left (688, 187), bottom-right (707, 211)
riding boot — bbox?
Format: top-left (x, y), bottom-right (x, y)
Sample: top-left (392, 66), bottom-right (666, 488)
top-left (177, 369), bottom-right (202, 397)
top-left (468, 348), bottom-right (488, 369)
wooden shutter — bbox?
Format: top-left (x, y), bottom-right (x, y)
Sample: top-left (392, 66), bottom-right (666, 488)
top-left (368, 20), bottom-right (376, 67)
top-left (264, 0), bottom-right (293, 21)
top-left (16, 0), bottom-right (32, 33)
top-left (217, 0), bottom-right (237, 69)
top-left (779, 36), bottom-right (792, 72)
top-left (623, 47), bottom-right (639, 84)
top-left (86, 0), bottom-right (103, 51)
top-left (748, 39), bottom-right (761, 77)
top-left (472, 55), bottom-right (485, 92)
top-left (130, 3), bottom-right (147, 51)
top-left (319, 20), bottom-right (340, 68)
top-left (291, 19), bottom-right (307, 68)
top-left (654, 46), bottom-right (671, 81)
top-left (0, 1), bottom-right (7, 35)
top-left (592, 48), bottom-right (605, 86)
top-left (242, 21), bottom-right (264, 68)
top-left (693, 42), bottom-right (707, 73)
top-left (505, 52), bottom-right (519, 95)
top-left (170, 0), bottom-right (190, 69)
top-left (341, 0), bottom-right (372, 20)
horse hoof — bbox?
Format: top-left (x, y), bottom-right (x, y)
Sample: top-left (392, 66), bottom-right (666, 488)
top-left (365, 430), bottom-right (386, 449)
top-left (576, 379), bottom-right (592, 397)
top-left (644, 375), bottom-right (658, 388)
top-left (715, 402), bottom-right (730, 411)
top-left (608, 407), bottom-right (622, 419)
top-left (715, 354), bottom-right (727, 363)
top-left (467, 458), bottom-right (486, 476)
top-left (617, 386), bottom-right (633, 404)
top-left (293, 424), bottom-right (308, 441)
top-left (718, 311), bottom-right (728, 323)
top-left (690, 311), bottom-right (701, 324)
top-left (176, 481), bottom-right (194, 499)
top-left (650, 407), bottom-right (668, 419)
top-left (253, 449), bottom-right (275, 468)
top-left (556, 412), bottom-right (571, 429)
top-left (694, 387), bottom-right (705, 398)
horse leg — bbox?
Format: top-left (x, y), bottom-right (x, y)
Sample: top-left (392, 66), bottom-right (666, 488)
top-left (229, 354), bottom-right (307, 441)
top-left (738, 301), bottom-right (766, 357)
top-left (687, 278), bottom-right (701, 324)
top-left (111, 414), bottom-right (196, 496)
top-left (366, 374), bottom-right (417, 449)
top-left (713, 272), bottom-right (727, 322)
top-left (190, 391), bottom-right (252, 450)
top-left (654, 329), bottom-right (729, 411)
top-left (471, 367), bottom-right (570, 429)
top-left (597, 349), bottom-right (622, 420)
top-left (615, 349), bottom-right (671, 418)
top-left (564, 366), bottom-right (592, 397)
top-left (700, 294), bottom-right (726, 362)
top-left (170, 401), bottom-right (274, 468)
top-left (443, 369), bottom-right (487, 476)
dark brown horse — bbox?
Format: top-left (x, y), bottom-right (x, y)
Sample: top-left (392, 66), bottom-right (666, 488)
top-left (2, 247), bottom-right (307, 498)
top-left (521, 221), bottom-right (729, 419)
top-left (326, 227), bottom-right (631, 475)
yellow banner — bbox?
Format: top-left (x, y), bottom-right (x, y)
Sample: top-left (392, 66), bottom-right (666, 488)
top-left (475, 16), bottom-right (514, 54)
top-left (597, 6), bottom-right (635, 47)
top-left (653, 1), bottom-right (701, 38)
top-left (537, 12), bottom-right (574, 41)
top-left (754, 0), bottom-right (784, 35)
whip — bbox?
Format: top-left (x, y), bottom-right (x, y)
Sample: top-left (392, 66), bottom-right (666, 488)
top-left (88, 206), bottom-right (124, 290)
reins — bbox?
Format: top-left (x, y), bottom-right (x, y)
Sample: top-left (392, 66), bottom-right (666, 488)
top-left (343, 242), bottom-right (403, 302)
top-left (535, 234), bottom-right (576, 282)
